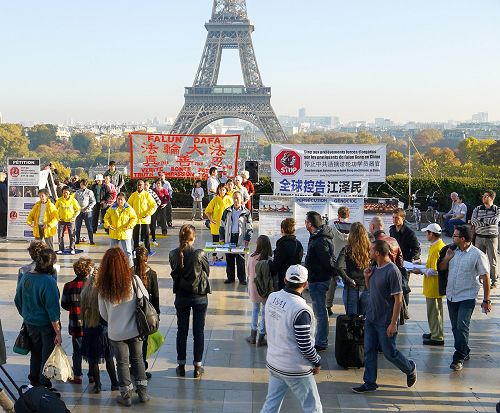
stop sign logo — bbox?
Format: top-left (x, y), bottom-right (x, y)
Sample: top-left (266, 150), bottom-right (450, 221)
top-left (275, 150), bottom-right (301, 176)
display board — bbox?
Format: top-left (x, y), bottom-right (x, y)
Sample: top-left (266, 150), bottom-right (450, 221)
top-left (7, 158), bottom-right (40, 240)
top-left (363, 197), bottom-right (404, 231)
top-left (129, 133), bottom-right (240, 179)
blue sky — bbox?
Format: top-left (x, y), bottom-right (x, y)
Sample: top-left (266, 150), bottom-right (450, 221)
top-left (1, 0), bottom-right (499, 124)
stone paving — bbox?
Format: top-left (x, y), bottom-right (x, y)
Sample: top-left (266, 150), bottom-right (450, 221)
top-left (0, 220), bottom-right (499, 412)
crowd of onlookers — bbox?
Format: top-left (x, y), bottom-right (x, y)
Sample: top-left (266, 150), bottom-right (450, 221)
top-left (5, 159), bottom-right (500, 412)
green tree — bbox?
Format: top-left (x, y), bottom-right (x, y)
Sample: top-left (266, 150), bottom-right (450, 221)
top-left (71, 132), bottom-right (97, 154)
top-left (414, 129), bottom-right (443, 147)
top-left (480, 140), bottom-right (500, 165)
top-left (0, 123), bottom-right (30, 162)
top-left (27, 124), bottom-right (58, 150)
top-left (457, 137), bottom-right (495, 164)
top-left (386, 150), bottom-right (407, 175)
top-left (355, 130), bottom-right (378, 144)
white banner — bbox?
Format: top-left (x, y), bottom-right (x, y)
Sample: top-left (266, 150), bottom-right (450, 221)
top-left (7, 158), bottom-right (40, 240)
top-left (271, 144), bottom-right (386, 196)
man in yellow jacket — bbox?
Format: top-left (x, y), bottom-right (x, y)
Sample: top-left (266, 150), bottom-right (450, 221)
top-left (27, 188), bottom-right (59, 250)
top-left (104, 193), bottom-right (138, 266)
top-left (411, 223), bottom-right (446, 346)
top-left (128, 181), bottom-right (157, 254)
top-left (54, 186), bottom-right (81, 254)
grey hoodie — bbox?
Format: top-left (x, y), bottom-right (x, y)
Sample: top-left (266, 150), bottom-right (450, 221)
top-left (75, 188), bottom-right (96, 214)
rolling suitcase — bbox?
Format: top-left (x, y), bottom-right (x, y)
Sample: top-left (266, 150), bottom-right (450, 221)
top-left (334, 287), bottom-right (365, 369)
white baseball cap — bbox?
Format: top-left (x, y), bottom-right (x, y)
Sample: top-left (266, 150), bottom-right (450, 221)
top-left (421, 223), bottom-right (442, 234)
top-left (285, 264), bottom-right (308, 283)
top-left (95, 174), bottom-right (104, 181)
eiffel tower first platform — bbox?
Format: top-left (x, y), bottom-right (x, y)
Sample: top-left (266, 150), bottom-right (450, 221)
top-left (171, 0), bottom-right (288, 143)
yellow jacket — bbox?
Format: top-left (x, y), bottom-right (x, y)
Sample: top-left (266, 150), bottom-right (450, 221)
top-left (55, 195), bottom-right (81, 222)
top-left (127, 191), bottom-right (157, 225)
top-left (423, 238), bottom-right (446, 298)
top-left (104, 203), bottom-right (138, 240)
top-left (26, 200), bottom-right (59, 238)
top-left (204, 194), bottom-right (233, 235)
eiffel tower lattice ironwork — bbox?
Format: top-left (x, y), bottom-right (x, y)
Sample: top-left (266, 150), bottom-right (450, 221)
top-left (171, 0), bottom-right (288, 143)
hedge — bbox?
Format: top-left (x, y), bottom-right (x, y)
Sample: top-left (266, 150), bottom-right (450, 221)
top-left (122, 175), bottom-right (499, 210)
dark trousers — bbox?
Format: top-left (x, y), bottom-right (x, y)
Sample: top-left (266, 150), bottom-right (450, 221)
top-left (75, 212), bottom-right (94, 243)
top-left (26, 323), bottom-right (55, 387)
top-left (175, 294), bottom-right (208, 366)
top-left (226, 233), bottom-right (245, 282)
top-left (447, 299), bottom-right (475, 363)
top-left (89, 357), bottom-right (119, 387)
top-left (57, 221), bottom-right (75, 251)
top-left (72, 336), bottom-right (83, 377)
top-left (0, 211), bottom-right (7, 236)
top-left (92, 204), bottom-right (105, 233)
top-left (133, 224), bottom-right (150, 253)
top-left (165, 203), bottom-right (173, 227)
top-left (36, 225), bottom-right (54, 250)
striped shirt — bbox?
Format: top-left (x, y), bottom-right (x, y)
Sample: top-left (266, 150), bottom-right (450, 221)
top-left (446, 245), bottom-right (490, 302)
top-left (471, 204), bottom-right (500, 236)
top-left (294, 310), bottom-right (321, 366)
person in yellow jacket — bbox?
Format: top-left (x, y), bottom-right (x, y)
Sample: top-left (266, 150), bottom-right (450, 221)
top-left (204, 183), bottom-right (233, 261)
top-left (27, 188), bottom-right (59, 250)
top-left (127, 180), bottom-right (157, 254)
top-left (54, 186), bottom-right (81, 254)
top-left (411, 223), bottom-right (446, 346)
top-left (104, 192), bottom-right (138, 266)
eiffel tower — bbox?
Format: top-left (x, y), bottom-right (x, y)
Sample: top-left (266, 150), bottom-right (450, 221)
top-left (171, 0), bottom-right (288, 143)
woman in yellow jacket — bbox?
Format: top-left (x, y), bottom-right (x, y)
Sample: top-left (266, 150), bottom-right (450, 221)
top-left (55, 186), bottom-right (81, 254)
top-left (204, 183), bottom-right (233, 261)
top-left (127, 180), bottom-right (157, 254)
top-left (27, 188), bottom-right (59, 250)
top-left (104, 193), bottom-right (138, 266)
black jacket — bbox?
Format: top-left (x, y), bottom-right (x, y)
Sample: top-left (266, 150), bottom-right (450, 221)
top-left (169, 247), bottom-right (211, 296)
top-left (90, 183), bottom-right (112, 206)
top-left (335, 246), bottom-right (366, 288)
top-left (389, 223), bottom-right (421, 262)
top-left (269, 235), bottom-right (304, 290)
top-left (144, 268), bottom-right (160, 314)
top-left (305, 225), bottom-right (336, 283)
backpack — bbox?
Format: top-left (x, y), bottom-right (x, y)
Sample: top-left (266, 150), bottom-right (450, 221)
top-left (254, 260), bottom-right (274, 299)
top-left (14, 386), bottom-right (70, 413)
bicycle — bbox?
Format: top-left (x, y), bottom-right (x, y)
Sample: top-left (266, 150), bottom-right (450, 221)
top-left (405, 190), bottom-right (422, 230)
top-left (422, 191), bottom-right (441, 224)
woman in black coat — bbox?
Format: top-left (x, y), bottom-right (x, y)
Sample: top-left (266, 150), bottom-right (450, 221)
top-left (269, 218), bottom-right (304, 290)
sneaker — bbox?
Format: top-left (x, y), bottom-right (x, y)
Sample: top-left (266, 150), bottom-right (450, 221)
top-left (151, 241), bottom-right (159, 246)
top-left (70, 250), bottom-right (76, 255)
top-left (352, 384), bottom-right (378, 394)
top-left (407, 362), bottom-right (417, 387)
top-left (422, 338), bottom-right (444, 346)
top-left (450, 361), bottom-right (463, 371)
top-left (422, 333), bottom-right (431, 340)
top-left (55, 250), bottom-right (63, 254)
top-left (314, 345), bottom-right (327, 352)
top-left (69, 376), bottom-right (82, 384)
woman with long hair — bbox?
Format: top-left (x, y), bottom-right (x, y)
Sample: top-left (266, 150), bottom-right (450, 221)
top-left (134, 246), bottom-right (160, 378)
top-left (96, 247), bottom-right (150, 406)
top-left (80, 265), bottom-right (119, 393)
top-left (169, 224), bottom-right (210, 379)
top-left (336, 222), bottom-right (371, 315)
top-left (14, 248), bottom-right (61, 389)
top-left (245, 235), bottom-right (273, 346)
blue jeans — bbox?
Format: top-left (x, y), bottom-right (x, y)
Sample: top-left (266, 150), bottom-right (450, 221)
top-left (363, 320), bottom-right (415, 388)
top-left (308, 280), bottom-right (330, 347)
top-left (75, 211), bottom-right (94, 243)
top-left (251, 302), bottom-right (266, 335)
top-left (72, 336), bottom-right (83, 377)
top-left (260, 370), bottom-right (323, 413)
top-left (175, 294), bottom-right (208, 366)
top-left (447, 299), bottom-right (475, 363)
top-left (445, 219), bottom-right (466, 235)
top-left (25, 323), bottom-right (55, 387)
top-left (110, 337), bottom-right (147, 394)
top-left (342, 286), bottom-right (368, 315)
top-left (110, 238), bottom-right (133, 266)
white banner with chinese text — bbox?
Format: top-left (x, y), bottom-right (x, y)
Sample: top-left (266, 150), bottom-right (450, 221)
top-left (129, 133), bottom-right (240, 179)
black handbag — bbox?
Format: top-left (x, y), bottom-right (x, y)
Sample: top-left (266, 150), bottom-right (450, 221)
top-left (13, 323), bottom-right (30, 355)
top-left (132, 278), bottom-right (159, 338)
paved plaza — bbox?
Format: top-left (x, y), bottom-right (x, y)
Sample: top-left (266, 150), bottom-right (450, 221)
top-left (0, 220), bottom-right (498, 412)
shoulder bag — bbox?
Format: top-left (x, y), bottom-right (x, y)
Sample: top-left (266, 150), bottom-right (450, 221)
top-left (132, 277), bottom-right (159, 338)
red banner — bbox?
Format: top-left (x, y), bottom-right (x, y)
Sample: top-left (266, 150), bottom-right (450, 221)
top-left (129, 133), bottom-right (240, 179)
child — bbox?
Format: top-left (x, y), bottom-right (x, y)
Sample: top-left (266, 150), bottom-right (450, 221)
top-left (191, 180), bottom-right (204, 221)
top-left (245, 235), bottom-right (273, 347)
top-left (61, 257), bottom-right (92, 384)
top-left (55, 186), bottom-right (81, 254)
top-left (134, 246), bottom-right (160, 379)
top-left (80, 267), bottom-right (119, 393)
